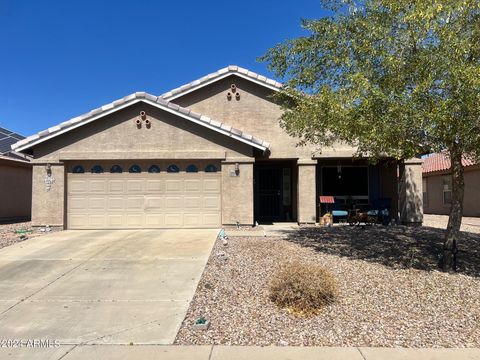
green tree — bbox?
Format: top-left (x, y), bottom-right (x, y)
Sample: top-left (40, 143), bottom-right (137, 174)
top-left (260, 0), bottom-right (480, 271)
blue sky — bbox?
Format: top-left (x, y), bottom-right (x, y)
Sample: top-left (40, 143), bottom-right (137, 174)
top-left (0, 0), bottom-right (327, 136)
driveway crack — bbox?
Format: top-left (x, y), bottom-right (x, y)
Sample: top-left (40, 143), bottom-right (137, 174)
top-left (0, 238), bottom-right (121, 317)
top-left (57, 344), bottom-right (78, 360)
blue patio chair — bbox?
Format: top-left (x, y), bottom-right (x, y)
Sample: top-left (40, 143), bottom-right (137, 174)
top-left (331, 199), bottom-right (348, 222)
top-left (367, 198), bottom-right (392, 225)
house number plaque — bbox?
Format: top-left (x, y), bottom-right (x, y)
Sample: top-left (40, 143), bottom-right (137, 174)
top-left (44, 174), bottom-right (55, 191)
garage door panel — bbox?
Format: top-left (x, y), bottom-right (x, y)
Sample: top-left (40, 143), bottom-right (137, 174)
top-left (166, 180), bottom-right (184, 192)
top-left (164, 214), bottom-right (183, 227)
top-left (204, 196), bottom-right (221, 210)
top-left (69, 180), bottom-right (88, 193)
top-left (69, 197), bottom-right (88, 210)
top-left (126, 214), bottom-right (144, 227)
top-left (184, 214), bottom-right (202, 226)
top-left (126, 180), bottom-right (144, 192)
top-left (88, 215), bottom-right (107, 227)
top-left (184, 196), bottom-right (201, 209)
top-left (89, 180), bottom-right (107, 193)
top-left (203, 213), bottom-right (221, 226)
top-left (89, 197), bottom-right (107, 210)
top-left (126, 197), bottom-right (144, 210)
top-left (108, 180), bottom-right (124, 192)
top-left (146, 180), bottom-right (163, 192)
top-left (165, 196), bottom-right (183, 209)
top-left (69, 214), bottom-right (87, 228)
top-left (67, 167), bottom-right (221, 229)
top-left (107, 214), bottom-right (124, 227)
top-left (185, 180), bottom-right (201, 192)
top-left (203, 179), bottom-right (220, 192)
top-left (145, 214), bottom-right (164, 226)
top-left (145, 196), bottom-right (164, 210)
top-left (108, 197), bottom-right (124, 210)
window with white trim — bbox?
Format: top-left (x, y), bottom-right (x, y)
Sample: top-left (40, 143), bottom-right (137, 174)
top-left (442, 176), bottom-right (452, 205)
top-left (422, 178), bottom-right (428, 207)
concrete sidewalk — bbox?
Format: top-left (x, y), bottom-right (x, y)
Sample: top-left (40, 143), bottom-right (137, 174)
top-left (2, 345), bottom-right (479, 360)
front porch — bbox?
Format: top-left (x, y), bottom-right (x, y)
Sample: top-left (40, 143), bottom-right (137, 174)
top-left (251, 158), bottom-right (423, 226)
top-left (316, 159), bottom-right (399, 224)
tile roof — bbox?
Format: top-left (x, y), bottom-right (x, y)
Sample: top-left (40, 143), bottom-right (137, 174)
top-left (12, 92), bottom-right (270, 153)
top-left (422, 153), bottom-right (476, 174)
top-left (161, 65), bottom-right (283, 100)
top-left (0, 127), bottom-right (24, 155)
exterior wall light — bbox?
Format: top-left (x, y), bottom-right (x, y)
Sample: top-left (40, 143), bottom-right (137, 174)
top-left (235, 162), bottom-right (240, 175)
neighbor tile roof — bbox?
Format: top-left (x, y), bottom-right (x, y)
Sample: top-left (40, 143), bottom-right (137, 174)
top-left (12, 92), bottom-right (270, 152)
top-left (0, 127), bottom-right (24, 155)
top-left (422, 153), bottom-right (476, 174)
top-left (161, 65), bottom-right (283, 100)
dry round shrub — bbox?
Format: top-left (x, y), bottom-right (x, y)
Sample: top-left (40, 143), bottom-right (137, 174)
top-left (269, 260), bottom-right (339, 315)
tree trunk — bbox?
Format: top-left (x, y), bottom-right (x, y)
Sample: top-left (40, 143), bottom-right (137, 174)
top-left (443, 150), bottom-right (465, 272)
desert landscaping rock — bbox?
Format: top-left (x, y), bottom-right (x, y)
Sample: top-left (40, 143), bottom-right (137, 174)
top-left (175, 225), bottom-right (480, 347)
top-left (423, 214), bottom-right (480, 234)
top-left (0, 221), bottom-right (61, 250)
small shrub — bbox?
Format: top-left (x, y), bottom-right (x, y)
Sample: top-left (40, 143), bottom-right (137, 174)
top-left (269, 260), bottom-right (339, 315)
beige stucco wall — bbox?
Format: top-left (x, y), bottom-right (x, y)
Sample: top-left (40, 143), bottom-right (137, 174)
top-left (33, 102), bottom-right (253, 162)
top-left (0, 160), bottom-right (32, 222)
top-left (399, 159), bottom-right (423, 224)
top-left (297, 160), bottom-right (317, 223)
top-left (23, 75), bottom-right (425, 227)
top-left (31, 163), bottom-right (65, 226)
top-left (173, 75), bottom-right (357, 159)
top-left (29, 102), bottom-right (258, 227)
top-left (424, 166), bottom-right (480, 217)
top-left (221, 160), bottom-right (254, 225)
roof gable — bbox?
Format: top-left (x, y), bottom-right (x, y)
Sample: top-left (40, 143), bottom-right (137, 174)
top-left (161, 65), bottom-right (282, 101)
top-left (12, 93), bottom-right (270, 153)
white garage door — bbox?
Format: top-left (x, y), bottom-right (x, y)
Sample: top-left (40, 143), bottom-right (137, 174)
top-left (67, 162), bottom-right (221, 229)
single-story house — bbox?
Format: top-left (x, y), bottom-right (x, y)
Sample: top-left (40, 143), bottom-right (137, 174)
top-left (423, 153), bottom-right (479, 217)
top-left (11, 66), bottom-right (423, 229)
top-left (0, 127), bottom-right (32, 222)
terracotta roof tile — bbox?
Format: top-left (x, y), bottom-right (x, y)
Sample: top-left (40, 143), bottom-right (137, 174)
top-left (422, 153), bottom-right (476, 174)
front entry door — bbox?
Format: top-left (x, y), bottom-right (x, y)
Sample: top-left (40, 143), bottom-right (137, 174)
top-left (255, 167), bottom-right (283, 222)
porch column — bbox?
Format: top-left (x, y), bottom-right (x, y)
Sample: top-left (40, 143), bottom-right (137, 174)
top-left (399, 158), bottom-right (423, 225)
top-left (31, 162), bottom-right (65, 227)
top-left (297, 159), bottom-right (317, 224)
top-left (221, 158), bottom-right (254, 225)
top-left (379, 161), bottom-right (400, 221)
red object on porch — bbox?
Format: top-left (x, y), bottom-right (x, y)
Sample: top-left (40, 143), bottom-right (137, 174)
top-left (319, 196), bottom-right (335, 204)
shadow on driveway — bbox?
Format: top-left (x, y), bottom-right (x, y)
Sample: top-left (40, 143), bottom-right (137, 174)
top-left (283, 225), bottom-right (480, 277)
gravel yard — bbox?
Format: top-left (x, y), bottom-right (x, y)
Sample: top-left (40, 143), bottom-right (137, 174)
top-left (175, 225), bottom-right (480, 347)
top-left (423, 214), bottom-right (480, 234)
top-left (0, 221), bottom-right (61, 250)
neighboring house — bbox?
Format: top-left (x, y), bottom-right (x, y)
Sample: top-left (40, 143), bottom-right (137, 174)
top-left (11, 66), bottom-right (423, 229)
top-left (423, 153), bottom-right (479, 217)
top-left (0, 127), bottom-right (32, 222)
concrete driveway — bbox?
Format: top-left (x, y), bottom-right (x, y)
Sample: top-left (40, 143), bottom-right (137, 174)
top-left (0, 229), bottom-right (217, 347)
